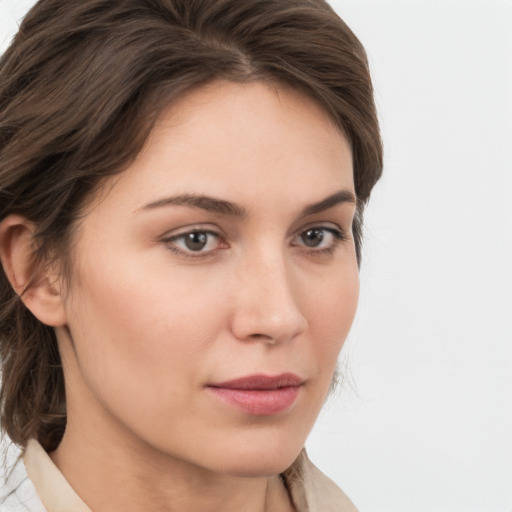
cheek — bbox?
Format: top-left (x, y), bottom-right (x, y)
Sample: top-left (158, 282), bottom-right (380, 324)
top-left (304, 264), bottom-right (359, 371)
top-left (64, 250), bottom-right (225, 400)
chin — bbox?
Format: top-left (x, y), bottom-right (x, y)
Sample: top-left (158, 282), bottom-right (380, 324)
top-left (208, 439), bottom-right (305, 478)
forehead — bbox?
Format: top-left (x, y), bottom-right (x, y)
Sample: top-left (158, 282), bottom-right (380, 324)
top-left (86, 80), bottom-right (354, 218)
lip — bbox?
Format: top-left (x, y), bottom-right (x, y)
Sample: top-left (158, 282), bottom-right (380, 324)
top-left (207, 373), bottom-right (304, 416)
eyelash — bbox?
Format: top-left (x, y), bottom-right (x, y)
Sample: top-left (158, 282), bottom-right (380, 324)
top-left (161, 226), bottom-right (348, 260)
top-left (162, 229), bottom-right (226, 259)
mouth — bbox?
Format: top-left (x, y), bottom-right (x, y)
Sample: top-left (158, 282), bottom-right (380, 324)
top-left (207, 373), bottom-right (304, 416)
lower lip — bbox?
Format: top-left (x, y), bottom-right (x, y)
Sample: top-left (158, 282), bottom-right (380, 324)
top-left (207, 386), bottom-right (301, 416)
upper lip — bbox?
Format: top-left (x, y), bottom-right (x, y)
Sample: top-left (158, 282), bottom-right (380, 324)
top-left (208, 373), bottom-right (304, 390)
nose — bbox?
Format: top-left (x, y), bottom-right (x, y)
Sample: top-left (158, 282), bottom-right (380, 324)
top-left (229, 250), bottom-right (308, 345)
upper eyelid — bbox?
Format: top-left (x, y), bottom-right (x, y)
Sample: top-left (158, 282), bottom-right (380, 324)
top-left (160, 222), bottom-right (346, 238)
top-left (159, 221), bottom-right (348, 245)
top-left (167, 229), bottom-right (220, 240)
top-left (291, 221), bottom-right (346, 238)
top-left (160, 224), bottom-right (225, 239)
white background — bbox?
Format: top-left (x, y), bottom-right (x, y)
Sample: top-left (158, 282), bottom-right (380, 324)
top-left (1, 1), bottom-right (511, 511)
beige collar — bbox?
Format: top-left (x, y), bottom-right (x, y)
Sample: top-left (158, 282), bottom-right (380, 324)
top-left (24, 440), bottom-right (91, 512)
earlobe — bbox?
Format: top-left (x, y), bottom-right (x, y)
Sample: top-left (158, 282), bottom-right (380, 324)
top-left (0, 215), bottom-right (67, 327)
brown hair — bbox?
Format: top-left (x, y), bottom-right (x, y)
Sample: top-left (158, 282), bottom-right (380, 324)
top-left (0, 0), bottom-right (382, 452)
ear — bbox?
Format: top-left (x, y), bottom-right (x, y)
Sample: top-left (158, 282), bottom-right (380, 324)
top-left (0, 215), bottom-right (67, 327)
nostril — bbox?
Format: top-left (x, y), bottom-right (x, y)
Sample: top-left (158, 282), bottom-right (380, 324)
top-left (248, 333), bottom-right (276, 343)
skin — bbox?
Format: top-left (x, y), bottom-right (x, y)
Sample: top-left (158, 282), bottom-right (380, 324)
top-left (1, 80), bottom-right (359, 512)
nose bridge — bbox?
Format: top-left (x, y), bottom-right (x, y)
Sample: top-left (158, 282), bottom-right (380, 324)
top-left (230, 243), bottom-right (307, 344)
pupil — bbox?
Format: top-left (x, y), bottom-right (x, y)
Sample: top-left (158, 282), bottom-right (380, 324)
top-left (185, 232), bottom-right (208, 251)
top-left (302, 229), bottom-right (324, 247)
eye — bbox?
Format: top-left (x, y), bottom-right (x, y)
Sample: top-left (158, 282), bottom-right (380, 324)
top-left (294, 226), bottom-right (347, 252)
top-left (163, 229), bottom-right (225, 256)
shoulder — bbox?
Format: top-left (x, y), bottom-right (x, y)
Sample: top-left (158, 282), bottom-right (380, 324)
top-left (283, 450), bottom-right (358, 512)
top-left (1, 445), bottom-right (47, 512)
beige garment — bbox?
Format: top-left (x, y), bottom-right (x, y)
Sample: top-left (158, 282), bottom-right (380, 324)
top-left (22, 439), bottom-right (358, 512)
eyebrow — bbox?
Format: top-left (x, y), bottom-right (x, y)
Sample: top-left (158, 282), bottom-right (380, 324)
top-left (140, 189), bottom-right (356, 218)
top-left (299, 190), bottom-right (356, 217)
top-left (141, 194), bottom-right (247, 217)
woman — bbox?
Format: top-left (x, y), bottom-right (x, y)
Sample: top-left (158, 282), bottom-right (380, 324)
top-left (0, 0), bottom-right (382, 510)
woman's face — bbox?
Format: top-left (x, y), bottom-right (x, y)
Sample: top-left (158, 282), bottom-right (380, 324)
top-left (57, 81), bottom-right (358, 476)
